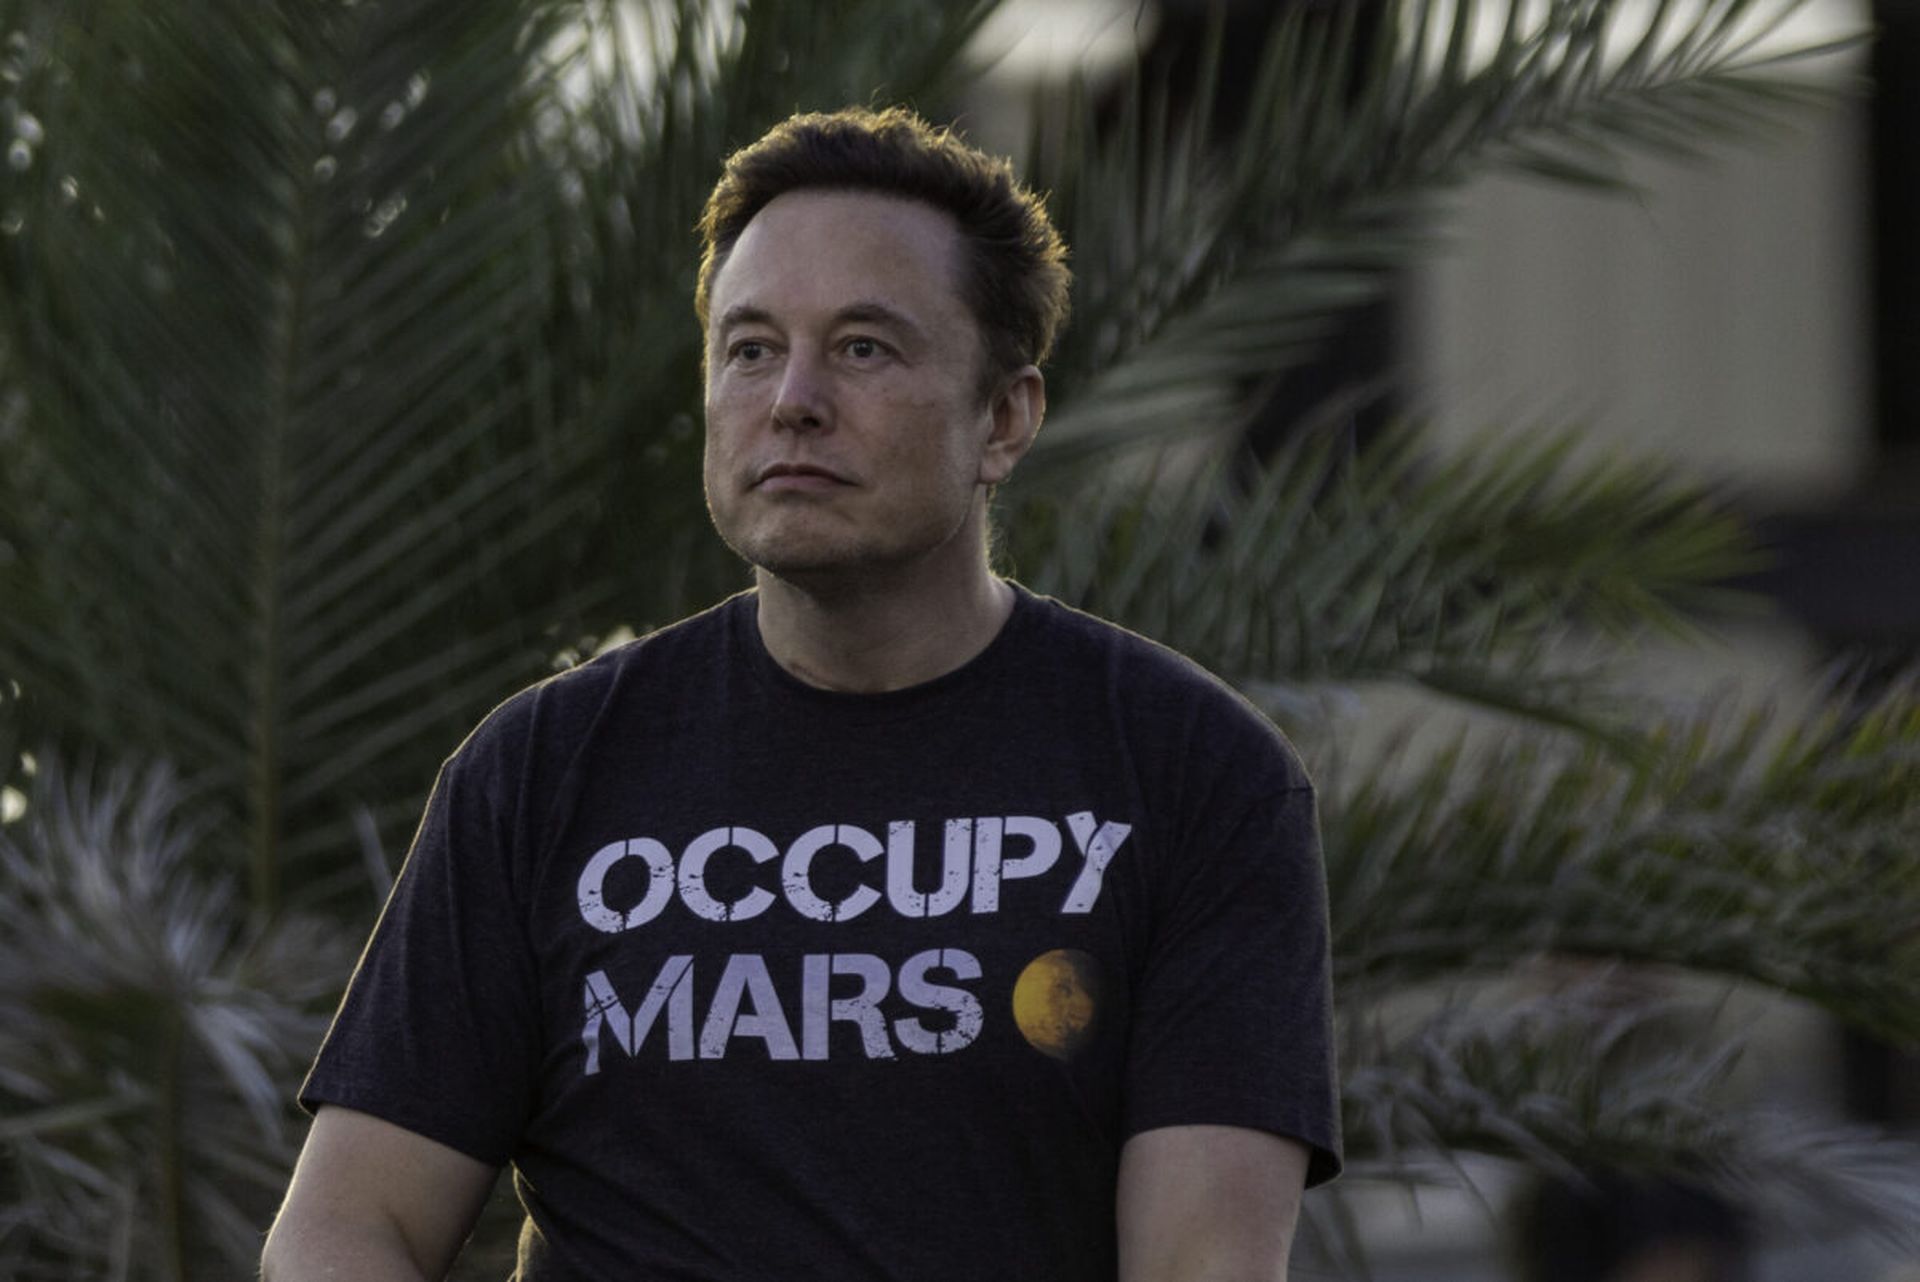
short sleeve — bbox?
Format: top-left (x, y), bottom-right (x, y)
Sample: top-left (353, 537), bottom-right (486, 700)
top-left (1122, 782), bottom-right (1343, 1186)
top-left (299, 737), bottom-right (541, 1166)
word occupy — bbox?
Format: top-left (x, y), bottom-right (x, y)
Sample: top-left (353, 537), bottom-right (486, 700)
top-left (577, 812), bottom-right (1134, 931)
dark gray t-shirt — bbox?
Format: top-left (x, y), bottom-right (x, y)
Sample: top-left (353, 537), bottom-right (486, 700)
top-left (302, 585), bottom-right (1341, 1280)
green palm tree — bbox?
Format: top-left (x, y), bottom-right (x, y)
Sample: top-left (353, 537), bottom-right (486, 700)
top-left (1, 0), bottom-right (1914, 1276)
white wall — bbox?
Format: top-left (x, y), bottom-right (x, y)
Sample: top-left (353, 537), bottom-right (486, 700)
top-left (1407, 96), bottom-right (1871, 508)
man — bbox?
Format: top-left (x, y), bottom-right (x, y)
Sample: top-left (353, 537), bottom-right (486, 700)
top-left (263, 106), bottom-right (1340, 1282)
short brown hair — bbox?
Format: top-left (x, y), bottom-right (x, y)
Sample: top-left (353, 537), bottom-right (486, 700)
top-left (696, 106), bottom-right (1071, 382)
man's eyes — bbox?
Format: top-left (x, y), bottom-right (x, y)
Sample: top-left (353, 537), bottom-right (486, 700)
top-left (725, 336), bottom-right (890, 363)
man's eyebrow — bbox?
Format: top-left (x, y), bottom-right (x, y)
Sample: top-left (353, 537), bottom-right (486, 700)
top-left (833, 301), bottom-right (923, 339)
top-left (716, 304), bottom-right (774, 332)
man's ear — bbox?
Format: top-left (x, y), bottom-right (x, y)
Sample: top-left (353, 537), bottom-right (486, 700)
top-left (979, 365), bottom-right (1045, 487)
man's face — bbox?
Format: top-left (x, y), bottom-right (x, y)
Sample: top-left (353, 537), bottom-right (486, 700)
top-left (702, 189), bottom-right (1030, 586)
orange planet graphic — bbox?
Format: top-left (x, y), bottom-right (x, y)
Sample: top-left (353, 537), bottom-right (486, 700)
top-left (1012, 949), bottom-right (1101, 1060)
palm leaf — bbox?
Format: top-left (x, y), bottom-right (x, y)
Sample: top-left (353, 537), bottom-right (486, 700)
top-left (0, 757), bottom-right (349, 1281)
top-left (0, 0), bottom-right (1009, 914)
top-left (1326, 672), bottom-right (1920, 1044)
top-left (1010, 420), bottom-right (1755, 738)
top-left (1018, 0), bottom-right (1860, 476)
top-left (0, 0), bottom-right (591, 914)
top-left (1329, 985), bottom-right (1920, 1252)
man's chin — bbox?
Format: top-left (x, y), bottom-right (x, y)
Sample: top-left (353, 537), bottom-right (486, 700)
top-left (738, 542), bottom-right (926, 596)
top-left (715, 512), bottom-right (976, 591)
top-left (722, 530), bottom-right (870, 582)
top-left (750, 554), bottom-right (880, 588)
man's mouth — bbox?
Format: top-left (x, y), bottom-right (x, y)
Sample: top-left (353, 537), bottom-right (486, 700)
top-left (753, 463), bottom-right (852, 491)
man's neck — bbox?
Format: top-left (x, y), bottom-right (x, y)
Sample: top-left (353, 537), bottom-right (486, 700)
top-left (752, 562), bottom-right (1015, 694)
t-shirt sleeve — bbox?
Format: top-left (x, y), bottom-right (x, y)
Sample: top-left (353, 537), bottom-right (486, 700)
top-left (1122, 777), bottom-right (1343, 1187)
top-left (299, 732), bottom-right (541, 1167)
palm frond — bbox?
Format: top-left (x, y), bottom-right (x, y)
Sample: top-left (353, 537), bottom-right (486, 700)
top-left (1020, 0), bottom-right (1859, 473)
top-left (1010, 420), bottom-right (1754, 734)
top-left (1332, 986), bottom-right (1920, 1251)
top-left (0, 0), bottom-right (595, 913)
top-left (0, 755), bottom-right (349, 1281)
top-left (1327, 672), bottom-right (1920, 1043)
top-left (0, 0), bottom-right (1010, 914)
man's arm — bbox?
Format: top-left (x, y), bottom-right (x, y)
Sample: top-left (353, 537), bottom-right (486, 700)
top-left (261, 1105), bottom-right (499, 1282)
top-left (1116, 1124), bottom-right (1311, 1282)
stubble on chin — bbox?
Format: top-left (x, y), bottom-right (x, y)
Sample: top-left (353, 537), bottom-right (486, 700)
top-left (711, 504), bottom-right (858, 581)
top-left (709, 478), bottom-right (985, 589)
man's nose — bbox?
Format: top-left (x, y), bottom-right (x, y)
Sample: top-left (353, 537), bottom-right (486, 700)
top-left (771, 350), bottom-right (830, 432)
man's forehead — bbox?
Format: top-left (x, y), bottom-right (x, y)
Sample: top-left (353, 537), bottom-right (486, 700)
top-left (708, 189), bottom-right (968, 320)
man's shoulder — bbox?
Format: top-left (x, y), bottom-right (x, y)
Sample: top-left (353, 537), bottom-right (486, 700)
top-left (1014, 585), bottom-right (1272, 714)
top-left (1018, 588), bottom-right (1230, 686)
top-left (1011, 587), bottom-right (1311, 791)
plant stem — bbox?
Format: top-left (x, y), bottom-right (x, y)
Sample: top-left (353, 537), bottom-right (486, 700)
top-left (154, 1006), bottom-right (188, 1282)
